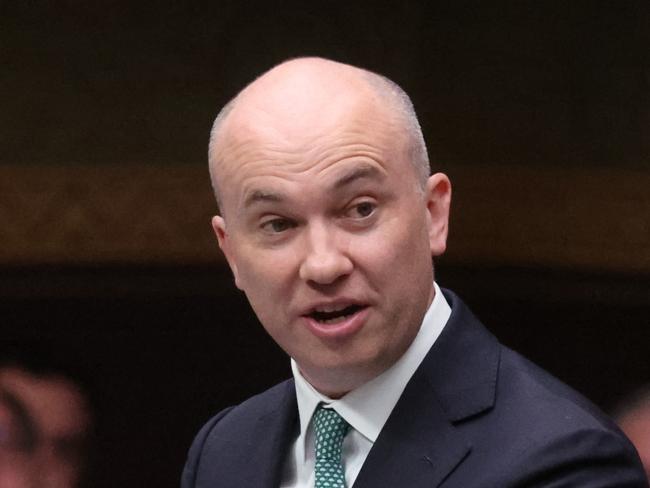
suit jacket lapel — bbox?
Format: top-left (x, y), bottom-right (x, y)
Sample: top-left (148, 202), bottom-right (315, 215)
top-left (354, 289), bottom-right (500, 487)
top-left (240, 381), bottom-right (298, 488)
top-left (353, 371), bottom-right (471, 487)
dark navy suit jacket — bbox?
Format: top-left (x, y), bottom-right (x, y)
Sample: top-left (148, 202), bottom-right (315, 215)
top-left (182, 289), bottom-right (648, 487)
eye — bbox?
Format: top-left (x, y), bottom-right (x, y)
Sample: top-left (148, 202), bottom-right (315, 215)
top-left (349, 201), bottom-right (376, 219)
top-left (261, 217), bottom-right (295, 233)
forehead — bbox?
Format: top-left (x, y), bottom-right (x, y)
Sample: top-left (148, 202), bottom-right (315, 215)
top-left (226, 76), bottom-right (398, 146)
top-left (213, 94), bottom-right (412, 207)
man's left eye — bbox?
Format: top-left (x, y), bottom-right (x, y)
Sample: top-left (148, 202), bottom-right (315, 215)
top-left (350, 201), bottom-right (376, 218)
top-left (261, 218), bottom-right (294, 233)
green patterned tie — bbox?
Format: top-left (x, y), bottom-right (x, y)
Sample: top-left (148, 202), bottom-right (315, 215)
top-left (313, 405), bottom-right (350, 488)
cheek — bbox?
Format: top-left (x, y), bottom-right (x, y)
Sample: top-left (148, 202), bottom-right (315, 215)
top-left (234, 247), bottom-right (297, 313)
top-left (361, 213), bottom-right (431, 274)
top-left (355, 215), bottom-right (434, 322)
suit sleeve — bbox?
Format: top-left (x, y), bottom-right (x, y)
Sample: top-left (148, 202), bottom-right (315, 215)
top-left (512, 427), bottom-right (649, 488)
top-left (181, 407), bottom-right (235, 488)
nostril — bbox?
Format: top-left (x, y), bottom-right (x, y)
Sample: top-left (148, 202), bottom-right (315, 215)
top-left (299, 253), bottom-right (353, 285)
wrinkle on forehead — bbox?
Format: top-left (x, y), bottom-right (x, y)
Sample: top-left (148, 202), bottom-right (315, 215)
top-left (226, 85), bottom-right (388, 146)
top-left (218, 128), bottom-right (402, 201)
top-left (241, 161), bottom-right (387, 211)
top-left (218, 114), bottom-right (400, 169)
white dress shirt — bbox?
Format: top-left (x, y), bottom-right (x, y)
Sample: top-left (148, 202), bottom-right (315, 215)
top-left (280, 282), bottom-right (451, 488)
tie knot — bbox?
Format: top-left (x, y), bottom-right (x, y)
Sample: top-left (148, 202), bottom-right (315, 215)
top-left (313, 405), bottom-right (349, 460)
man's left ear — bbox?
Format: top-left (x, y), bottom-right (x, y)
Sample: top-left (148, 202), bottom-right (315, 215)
top-left (424, 173), bottom-right (451, 256)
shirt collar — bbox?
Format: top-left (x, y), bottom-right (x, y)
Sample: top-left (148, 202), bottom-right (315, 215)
top-left (292, 282), bottom-right (451, 444)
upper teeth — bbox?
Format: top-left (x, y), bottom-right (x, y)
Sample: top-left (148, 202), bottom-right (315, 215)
top-left (315, 305), bottom-right (347, 313)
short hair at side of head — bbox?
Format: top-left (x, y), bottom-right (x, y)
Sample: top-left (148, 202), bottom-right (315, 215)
top-left (207, 58), bottom-right (432, 212)
top-left (207, 98), bottom-right (237, 212)
top-left (359, 70), bottom-right (431, 187)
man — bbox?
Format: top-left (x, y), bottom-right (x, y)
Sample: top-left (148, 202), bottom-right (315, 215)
top-left (182, 57), bottom-right (647, 487)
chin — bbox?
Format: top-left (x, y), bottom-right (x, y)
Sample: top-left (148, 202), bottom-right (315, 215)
top-left (304, 353), bottom-right (387, 391)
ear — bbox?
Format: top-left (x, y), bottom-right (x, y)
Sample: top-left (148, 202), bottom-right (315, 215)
top-left (424, 173), bottom-right (452, 257)
top-left (211, 215), bottom-right (243, 290)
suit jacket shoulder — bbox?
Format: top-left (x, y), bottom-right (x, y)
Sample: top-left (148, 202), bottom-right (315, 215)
top-left (181, 380), bottom-right (298, 488)
top-left (459, 344), bottom-right (646, 487)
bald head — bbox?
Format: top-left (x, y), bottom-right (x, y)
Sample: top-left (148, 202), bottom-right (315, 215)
top-left (208, 57), bottom-right (430, 210)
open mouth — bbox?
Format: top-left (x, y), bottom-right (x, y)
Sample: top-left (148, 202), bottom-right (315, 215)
top-left (308, 305), bottom-right (365, 324)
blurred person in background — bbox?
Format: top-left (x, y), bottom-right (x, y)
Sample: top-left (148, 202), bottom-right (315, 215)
top-left (0, 389), bottom-right (38, 488)
top-left (0, 357), bottom-right (92, 488)
top-left (615, 386), bottom-right (650, 480)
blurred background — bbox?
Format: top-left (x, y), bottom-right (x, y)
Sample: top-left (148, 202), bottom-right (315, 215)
top-left (1, 1), bottom-right (649, 486)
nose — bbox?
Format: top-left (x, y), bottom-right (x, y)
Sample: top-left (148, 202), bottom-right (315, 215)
top-left (298, 222), bottom-right (353, 285)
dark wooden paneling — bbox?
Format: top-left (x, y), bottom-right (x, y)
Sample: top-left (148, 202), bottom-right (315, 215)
top-left (1, 164), bottom-right (649, 272)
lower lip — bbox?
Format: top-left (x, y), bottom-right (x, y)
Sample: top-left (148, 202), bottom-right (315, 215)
top-left (302, 307), bottom-right (370, 340)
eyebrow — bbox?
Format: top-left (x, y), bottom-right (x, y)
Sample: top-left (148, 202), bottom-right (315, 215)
top-left (242, 164), bottom-right (385, 209)
top-left (331, 164), bottom-right (385, 190)
top-left (243, 189), bottom-right (285, 208)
